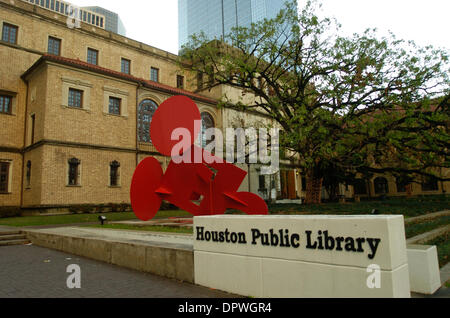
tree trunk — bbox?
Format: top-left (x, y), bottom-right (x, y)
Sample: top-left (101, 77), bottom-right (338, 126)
top-left (326, 184), bottom-right (339, 202)
top-left (305, 171), bottom-right (323, 204)
top-left (406, 184), bottom-right (413, 198)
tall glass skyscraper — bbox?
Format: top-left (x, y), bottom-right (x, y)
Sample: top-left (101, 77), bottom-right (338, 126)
top-left (83, 6), bottom-right (127, 36)
top-left (179, 0), bottom-right (286, 50)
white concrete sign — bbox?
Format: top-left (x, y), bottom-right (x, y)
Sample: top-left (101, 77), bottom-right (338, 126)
top-left (407, 244), bottom-right (441, 294)
top-left (193, 215), bottom-right (411, 298)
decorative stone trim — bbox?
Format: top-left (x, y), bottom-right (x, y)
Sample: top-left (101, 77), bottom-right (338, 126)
top-left (61, 76), bottom-right (92, 111)
top-left (103, 85), bottom-right (129, 117)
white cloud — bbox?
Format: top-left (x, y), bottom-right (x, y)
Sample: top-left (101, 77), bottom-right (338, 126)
top-left (319, 0), bottom-right (450, 51)
top-left (71, 0), bottom-right (179, 54)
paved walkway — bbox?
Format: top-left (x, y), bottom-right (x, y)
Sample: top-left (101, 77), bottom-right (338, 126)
top-left (3, 222), bottom-right (449, 298)
top-left (0, 244), bottom-right (237, 298)
top-left (0, 226), bottom-right (18, 232)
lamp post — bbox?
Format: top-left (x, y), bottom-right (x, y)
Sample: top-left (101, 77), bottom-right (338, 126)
top-left (98, 215), bottom-right (107, 226)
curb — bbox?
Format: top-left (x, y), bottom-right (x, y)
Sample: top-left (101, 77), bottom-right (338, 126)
top-left (406, 225), bottom-right (450, 245)
top-left (405, 210), bottom-right (450, 225)
top-left (23, 229), bottom-right (195, 284)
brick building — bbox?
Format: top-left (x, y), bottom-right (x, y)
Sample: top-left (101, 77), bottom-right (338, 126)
top-left (0, 0), bottom-right (227, 214)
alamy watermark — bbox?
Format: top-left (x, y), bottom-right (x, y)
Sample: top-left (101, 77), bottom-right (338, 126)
top-left (171, 122), bottom-right (280, 175)
top-left (66, 264), bottom-right (81, 289)
top-left (66, 5), bottom-right (81, 29)
top-left (366, 264), bottom-right (381, 289)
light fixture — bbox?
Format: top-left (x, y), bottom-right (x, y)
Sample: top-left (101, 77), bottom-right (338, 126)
top-left (98, 215), bottom-right (107, 225)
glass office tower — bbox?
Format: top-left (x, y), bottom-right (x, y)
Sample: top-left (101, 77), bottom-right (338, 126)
top-left (179, 0), bottom-right (286, 50)
top-left (83, 6), bottom-right (126, 36)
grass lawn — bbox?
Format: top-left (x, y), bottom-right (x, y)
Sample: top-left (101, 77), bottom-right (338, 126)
top-left (0, 210), bottom-right (190, 227)
top-left (267, 195), bottom-right (449, 218)
top-left (424, 232), bottom-right (450, 267)
top-left (405, 216), bottom-right (450, 239)
top-left (0, 195), bottom-right (447, 227)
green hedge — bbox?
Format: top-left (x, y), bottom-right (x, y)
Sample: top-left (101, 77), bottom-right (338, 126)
top-left (0, 207), bottom-right (22, 219)
top-left (68, 203), bottom-right (133, 214)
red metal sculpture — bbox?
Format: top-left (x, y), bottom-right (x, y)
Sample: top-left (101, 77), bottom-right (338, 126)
top-left (130, 95), bottom-right (268, 221)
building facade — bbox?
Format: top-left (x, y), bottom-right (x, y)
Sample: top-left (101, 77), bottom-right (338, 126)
top-left (0, 0), bottom-right (222, 214)
top-left (178, 0), bottom-right (286, 50)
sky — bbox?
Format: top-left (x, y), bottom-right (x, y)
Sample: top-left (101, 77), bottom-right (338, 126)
top-left (69, 0), bottom-right (450, 55)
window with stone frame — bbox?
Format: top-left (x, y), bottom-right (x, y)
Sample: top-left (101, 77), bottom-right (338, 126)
top-left (30, 114), bottom-right (36, 144)
top-left (2, 23), bottom-right (18, 44)
top-left (110, 161), bottom-right (120, 187)
top-left (87, 48), bottom-right (99, 65)
top-left (68, 88), bottom-right (83, 108)
top-left (374, 177), bottom-right (389, 195)
top-left (121, 58), bottom-right (131, 74)
top-left (138, 99), bottom-right (158, 143)
top-left (177, 75), bottom-right (185, 89)
top-left (0, 162), bottom-right (10, 193)
top-left (48, 36), bottom-right (61, 56)
top-left (26, 161), bottom-right (31, 188)
top-left (0, 95), bottom-right (12, 114)
top-left (68, 158), bottom-right (80, 186)
top-left (150, 67), bottom-right (159, 82)
top-left (108, 97), bottom-right (121, 115)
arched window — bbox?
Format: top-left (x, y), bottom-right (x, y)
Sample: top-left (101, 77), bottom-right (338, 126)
top-left (374, 177), bottom-right (389, 195)
top-left (138, 99), bottom-right (158, 143)
top-left (353, 179), bottom-right (367, 195)
top-left (422, 177), bottom-right (439, 192)
top-left (201, 112), bottom-right (215, 148)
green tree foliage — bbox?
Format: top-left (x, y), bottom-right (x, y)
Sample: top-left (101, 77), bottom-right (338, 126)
top-left (180, 0), bottom-right (450, 202)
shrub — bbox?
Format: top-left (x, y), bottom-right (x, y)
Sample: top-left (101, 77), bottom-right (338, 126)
top-left (68, 205), bottom-right (83, 214)
top-left (109, 203), bottom-right (119, 212)
top-left (0, 207), bottom-right (22, 219)
top-left (94, 204), bottom-right (106, 213)
top-left (160, 202), bottom-right (177, 211)
top-left (68, 205), bottom-right (95, 214)
top-left (119, 203), bottom-right (131, 212)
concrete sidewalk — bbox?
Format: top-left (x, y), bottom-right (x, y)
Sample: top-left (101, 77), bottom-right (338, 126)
top-left (0, 244), bottom-right (237, 298)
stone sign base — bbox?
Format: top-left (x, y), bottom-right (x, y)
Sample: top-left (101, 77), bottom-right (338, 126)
top-left (194, 215), bottom-right (411, 298)
top-left (407, 244), bottom-right (441, 294)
